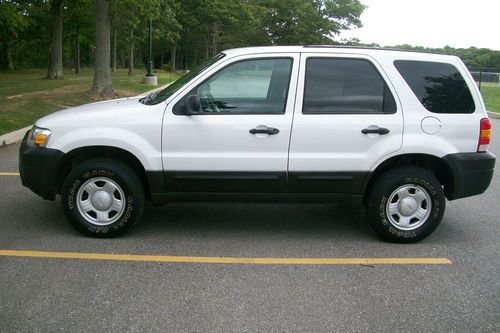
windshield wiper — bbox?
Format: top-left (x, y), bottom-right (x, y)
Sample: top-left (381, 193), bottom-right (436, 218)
top-left (140, 91), bottom-right (158, 105)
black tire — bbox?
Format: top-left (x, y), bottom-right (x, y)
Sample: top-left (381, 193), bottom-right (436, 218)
top-left (365, 166), bottom-right (445, 243)
top-left (61, 158), bottom-right (145, 237)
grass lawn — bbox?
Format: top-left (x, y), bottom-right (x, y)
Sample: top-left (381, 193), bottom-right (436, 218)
top-left (479, 83), bottom-right (500, 113)
top-left (0, 68), bottom-right (181, 135)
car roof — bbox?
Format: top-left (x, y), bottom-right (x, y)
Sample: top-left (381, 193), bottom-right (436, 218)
top-left (221, 45), bottom-right (459, 62)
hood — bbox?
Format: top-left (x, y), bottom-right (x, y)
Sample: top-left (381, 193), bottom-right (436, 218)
top-left (37, 96), bottom-right (155, 128)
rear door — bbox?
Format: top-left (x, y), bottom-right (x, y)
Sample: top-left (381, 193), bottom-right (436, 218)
top-left (288, 53), bottom-right (403, 194)
top-left (162, 53), bottom-right (299, 193)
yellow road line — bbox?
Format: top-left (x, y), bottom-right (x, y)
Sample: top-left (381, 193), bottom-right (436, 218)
top-left (0, 172), bottom-right (19, 176)
top-left (0, 250), bottom-right (452, 265)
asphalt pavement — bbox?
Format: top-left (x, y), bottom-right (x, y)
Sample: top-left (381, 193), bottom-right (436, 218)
top-left (0, 120), bottom-right (499, 332)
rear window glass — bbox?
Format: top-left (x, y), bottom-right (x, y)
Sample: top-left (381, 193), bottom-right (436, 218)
top-left (394, 60), bottom-right (475, 114)
top-left (303, 58), bottom-right (396, 114)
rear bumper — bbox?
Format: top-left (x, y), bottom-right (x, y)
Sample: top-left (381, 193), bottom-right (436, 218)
top-left (443, 152), bottom-right (496, 200)
top-left (19, 131), bottom-right (65, 200)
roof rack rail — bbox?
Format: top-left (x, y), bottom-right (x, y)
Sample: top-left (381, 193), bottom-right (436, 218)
top-left (302, 45), bottom-right (447, 55)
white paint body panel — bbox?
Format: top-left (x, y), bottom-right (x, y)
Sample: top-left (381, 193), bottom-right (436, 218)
top-left (37, 97), bottom-right (164, 171)
top-left (33, 46), bottom-right (488, 175)
top-left (162, 52), bottom-right (300, 172)
top-left (288, 53), bottom-right (403, 173)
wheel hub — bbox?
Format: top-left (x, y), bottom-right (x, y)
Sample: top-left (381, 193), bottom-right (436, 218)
top-left (386, 184), bottom-right (432, 231)
top-left (76, 177), bottom-right (126, 226)
top-left (91, 190), bottom-right (113, 211)
top-left (399, 197), bottom-right (418, 216)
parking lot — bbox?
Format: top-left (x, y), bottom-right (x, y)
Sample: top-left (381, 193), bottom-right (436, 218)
top-left (0, 120), bottom-right (498, 332)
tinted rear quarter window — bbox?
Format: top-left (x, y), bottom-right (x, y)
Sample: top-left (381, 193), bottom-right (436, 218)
top-left (394, 60), bottom-right (475, 114)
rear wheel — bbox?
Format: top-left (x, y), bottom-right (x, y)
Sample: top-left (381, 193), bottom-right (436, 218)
top-left (365, 166), bottom-right (445, 243)
top-left (61, 158), bottom-right (145, 237)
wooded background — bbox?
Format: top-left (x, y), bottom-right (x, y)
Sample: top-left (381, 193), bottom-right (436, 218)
top-left (1, 0), bottom-right (500, 95)
top-left (0, 0), bottom-right (365, 73)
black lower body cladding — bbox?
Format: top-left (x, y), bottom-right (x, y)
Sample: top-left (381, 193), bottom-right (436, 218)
top-left (19, 131), bottom-right (65, 200)
top-left (443, 152), bottom-right (496, 200)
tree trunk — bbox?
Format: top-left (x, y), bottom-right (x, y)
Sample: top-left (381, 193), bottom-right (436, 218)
top-left (111, 27), bottom-right (117, 72)
top-left (170, 43), bottom-right (176, 72)
top-left (128, 29), bottom-right (134, 75)
top-left (204, 35), bottom-right (209, 60)
top-left (160, 52), bottom-right (163, 69)
top-left (75, 27), bottom-right (81, 74)
top-left (47, 0), bottom-right (64, 79)
top-left (5, 43), bottom-right (14, 71)
top-left (91, 0), bottom-right (114, 97)
top-left (211, 23), bottom-right (219, 57)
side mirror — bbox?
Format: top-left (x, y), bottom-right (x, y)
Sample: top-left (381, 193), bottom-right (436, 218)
top-left (184, 94), bottom-right (201, 115)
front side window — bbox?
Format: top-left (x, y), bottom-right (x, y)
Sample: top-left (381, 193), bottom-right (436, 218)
top-left (303, 58), bottom-right (396, 114)
top-left (174, 58), bottom-right (293, 114)
top-left (394, 60), bottom-right (475, 114)
top-left (147, 53), bottom-right (226, 105)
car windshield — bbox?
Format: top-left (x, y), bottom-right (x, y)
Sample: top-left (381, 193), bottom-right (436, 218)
top-left (144, 53), bottom-right (226, 105)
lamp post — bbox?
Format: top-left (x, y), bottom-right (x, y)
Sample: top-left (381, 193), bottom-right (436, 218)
top-left (146, 17), bottom-right (153, 77)
top-left (143, 17), bottom-right (157, 85)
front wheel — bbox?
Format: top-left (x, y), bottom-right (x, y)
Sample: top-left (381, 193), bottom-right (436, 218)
top-left (365, 166), bottom-right (445, 243)
top-left (61, 158), bottom-right (145, 237)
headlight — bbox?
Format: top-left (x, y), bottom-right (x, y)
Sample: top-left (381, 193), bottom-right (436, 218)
top-left (27, 126), bottom-right (51, 147)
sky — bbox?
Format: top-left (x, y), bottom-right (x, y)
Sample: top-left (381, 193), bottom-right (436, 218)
top-left (338, 0), bottom-right (500, 50)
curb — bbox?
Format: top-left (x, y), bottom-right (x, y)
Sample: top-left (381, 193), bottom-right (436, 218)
top-left (487, 111), bottom-right (500, 119)
top-left (0, 84), bottom-right (169, 148)
top-left (0, 126), bottom-right (32, 147)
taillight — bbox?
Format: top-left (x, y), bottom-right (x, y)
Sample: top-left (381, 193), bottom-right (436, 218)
top-left (477, 118), bottom-right (492, 152)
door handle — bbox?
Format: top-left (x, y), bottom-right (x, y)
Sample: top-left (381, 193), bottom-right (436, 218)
top-left (249, 126), bottom-right (280, 135)
top-left (361, 126), bottom-right (390, 135)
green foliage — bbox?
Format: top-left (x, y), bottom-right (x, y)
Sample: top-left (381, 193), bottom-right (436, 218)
top-left (155, 0), bottom-right (181, 43)
top-left (1, 0), bottom-right (51, 69)
top-left (0, 68), bottom-right (182, 135)
top-left (251, 0), bottom-right (364, 45)
top-left (0, 1), bottom-right (29, 43)
top-left (480, 83), bottom-right (500, 113)
top-left (0, 0), bottom-right (36, 69)
top-left (0, 0), bottom-right (367, 71)
top-left (385, 44), bottom-right (500, 70)
top-left (3, 0), bottom-right (498, 73)
top-left (112, 0), bottom-right (160, 33)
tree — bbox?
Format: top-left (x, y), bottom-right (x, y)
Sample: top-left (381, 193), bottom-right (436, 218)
top-left (65, 0), bottom-right (93, 74)
top-left (0, 0), bottom-right (29, 70)
top-left (177, 0), bottom-right (248, 61)
top-left (12, 1), bottom-right (52, 69)
top-left (47, 0), bottom-right (64, 79)
top-left (250, 0), bottom-right (365, 45)
top-left (154, 0), bottom-right (181, 72)
top-left (91, 0), bottom-right (113, 97)
top-left (111, 0), bottom-right (160, 75)
top-left (6, 0), bottom-right (500, 75)
top-left (111, 25), bottom-right (117, 72)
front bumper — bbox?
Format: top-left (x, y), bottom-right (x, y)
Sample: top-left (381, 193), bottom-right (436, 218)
top-left (443, 152), bottom-right (496, 200)
top-left (19, 131), bottom-right (65, 200)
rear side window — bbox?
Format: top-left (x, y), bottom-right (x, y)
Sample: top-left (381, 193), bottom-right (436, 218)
top-left (303, 58), bottom-right (396, 114)
top-left (394, 60), bottom-right (475, 114)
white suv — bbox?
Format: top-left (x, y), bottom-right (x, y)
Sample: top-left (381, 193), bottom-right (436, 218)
top-left (19, 46), bottom-right (495, 242)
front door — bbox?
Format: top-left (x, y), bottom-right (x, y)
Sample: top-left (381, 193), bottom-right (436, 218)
top-left (162, 53), bottom-right (299, 193)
